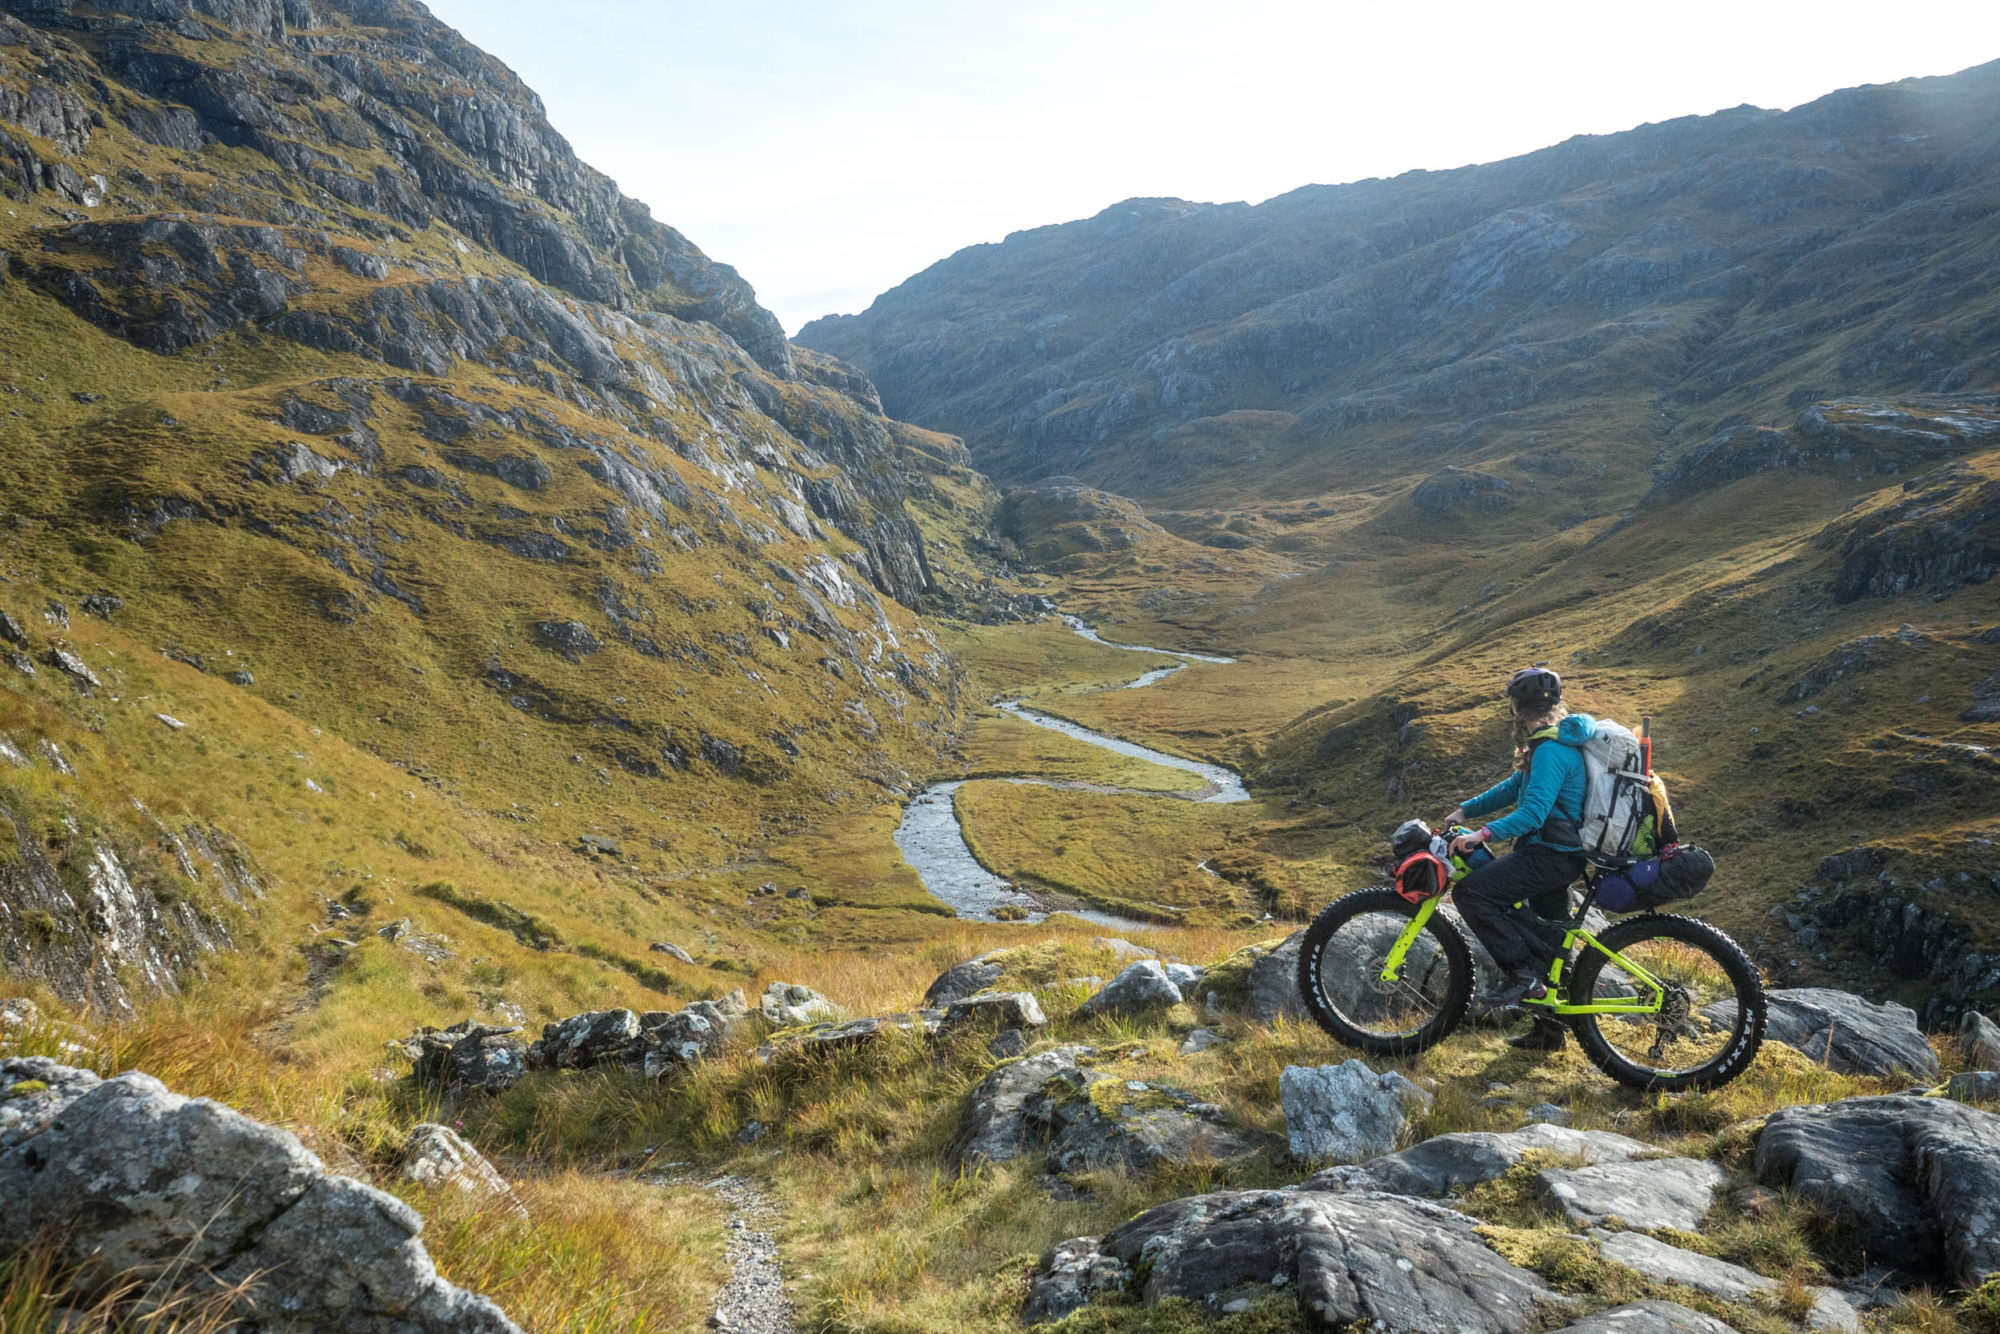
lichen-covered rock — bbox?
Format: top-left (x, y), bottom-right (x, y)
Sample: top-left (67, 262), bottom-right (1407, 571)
top-left (954, 1045), bottom-right (1095, 1168)
top-left (398, 1123), bottom-right (524, 1216)
top-left (0, 1057), bottom-right (519, 1332)
top-left (1536, 1158), bottom-right (1725, 1232)
top-left (760, 982), bottom-right (842, 1027)
top-left (398, 1021), bottom-right (528, 1094)
top-left (1308, 1122), bottom-right (1650, 1197)
top-left (942, 991), bottom-right (1046, 1030)
top-left (1021, 1236), bottom-right (1127, 1325)
top-left (531, 1008), bottom-right (641, 1070)
top-left (1075, 960), bottom-right (1181, 1018)
top-left (1029, 1068), bottom-right (1258, 1175)
top-left (1032, 1187), bottom-right (1551, 1331)
top-left (1757, 1094), bottom-right (2000, 1284)
top-left (1702, 987), bottom-right (1938, 1080)
top-left (1281, 1060), bottom-right (1433, 1163)
top-left (923, 955), bottom-right (1006, 1007)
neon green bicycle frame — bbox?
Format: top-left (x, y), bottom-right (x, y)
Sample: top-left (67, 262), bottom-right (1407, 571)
top-left (1384, 895), bottom-right (1669, 1016)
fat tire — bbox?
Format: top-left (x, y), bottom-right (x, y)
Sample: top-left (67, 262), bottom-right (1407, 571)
top-left (1296, 887), bottom-right (1473, 1056)
top-left (1566, 912), bottom-right (1766, 1093)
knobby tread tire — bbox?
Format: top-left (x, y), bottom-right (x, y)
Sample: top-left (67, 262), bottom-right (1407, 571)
top-left (1296, 886), bottom-right (1473, 1056)
top-left (1566, 912), bottom-right (1767, 1092)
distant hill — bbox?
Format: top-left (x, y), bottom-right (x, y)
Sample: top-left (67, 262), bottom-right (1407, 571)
top-left (800, 61), bottom-right (2000, 511)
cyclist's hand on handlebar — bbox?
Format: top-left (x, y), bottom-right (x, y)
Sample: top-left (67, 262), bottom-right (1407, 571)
top-left (1443, 807), bottom-right (1466, 828)
top-left (1450, 828), bottom-right (1489, 855)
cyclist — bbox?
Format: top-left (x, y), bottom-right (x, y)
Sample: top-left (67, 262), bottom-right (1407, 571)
top-left (1442, 666), bottom-right (1595, 1051)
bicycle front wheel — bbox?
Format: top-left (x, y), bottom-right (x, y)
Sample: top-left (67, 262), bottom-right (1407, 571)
top-left (1567, 913), bottom-right (1766, 1092)
top-left (1296, 887), bottom-right (1473, 1056)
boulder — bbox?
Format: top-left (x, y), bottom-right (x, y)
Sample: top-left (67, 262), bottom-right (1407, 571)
top-left (943, 991), bottom-right (1046, 1030)
top-left (923, 955), bottom-right (1005, 1007)
top-left (760, 982), bottom-right (842, 1027)
top-left (1178, 1028), bottom-right (1225, 1055)
top-left (1595, 1231), bottom-right (1859, 1332)
top-left (1962, 1010), bottom-right (2000, 1071)
top-left (1308, 1122), bottom-right (1650, 1198)
top-left (1029, 1069), bottom-right (1258, 1176)
top-left (1245, 930), bottom-right (1307, 1021)
top-left (989, 1028), bottom-right (1030, 1059)
top-left (1021, 1236), bottom-right (1127, 1325)
top-left (1544, 1302), bottom-right (1738, 1334)
top-left (397, 1123), bottom-right (524, 1216)
top-left (1075, 960), bottom-right (1181, 1018)
top-left (1163, 962), bottom-right (1203, 992)
top-left (954, 1045), bottom-right (1094, 1168)
top-left (636, 991), bottom-right (750, 1076)
top-left (1031, 1187), bottom-right (1551, 1332)
top-left (648, 941), bottom-right (694, 964)
top-left (398, 1021), bottom-right (527, 1094)
top-left (1702, 987), bottom-right (1938, 1080)
top-left (773, 1013), bottom-right (936, 1056)
top-left (1281, 1060), bottom-right (1433, 1163)
top-left (0, 1058), bottom-right (519, 1332)
top-left (43, 645), bottom-right (100, 688)
top-left (1093, 936), bottom-right (1156, 961)
top-left (1756, 1095), bottom-right (2000, 1284)
top-left (532, 1008), bottom-right (641, 1069)
top-left (1536, 1158), bottom-right (1725, 1231)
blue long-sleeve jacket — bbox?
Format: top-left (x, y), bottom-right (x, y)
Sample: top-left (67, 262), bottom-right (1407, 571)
top-left (1460, 713), bottom-right (1594, 849)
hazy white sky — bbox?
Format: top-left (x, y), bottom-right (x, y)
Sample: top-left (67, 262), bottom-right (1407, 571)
top-left (425, 1), bottom-right (2000, 333)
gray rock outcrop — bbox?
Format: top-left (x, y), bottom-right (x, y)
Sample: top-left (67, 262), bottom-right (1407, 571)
top-left (402, 1021), bottom-right (528, 1094)
top-left (1030, 1068), bottom-right (1258, 1176)
top-left (398, 1123), bottom-right (524, 1216)
top-left (0, 1057), bottom-right (519, 1332)
top-left (1308, 1122), bottom-right (1650, 1197)
top-left (1702, 987), bottom-right (1938, 1080)
top-left (1281, 1060), bottom-right (1433, 1163)
top-left (954, 1045), bottom-right (1095, 1168)
top-left (1536, 1158), bottom-right (1725, 1231)
top-left (532, 1007), bottom-right (641, 1068)
top-left (924, 955), bottom-right (1006, 1007)
top-left (1962, 1010), bottom-right (2000, 1070)
top-left (1023, 1187), bottom-right (1552, 1331)
top-left (1756, 1095), bottom-right (2000, 1284)
top-left (761, 982), bottom-right (842, 1027)
top-left (942, 991), bottom-right (1046, 1030)
top-left (1544, 1302), bottom-right (1738, 1334)
top-left (1075, 960), bottom-right (1182, 1018)
top-left (1594, 1230), bottom-right (1859, 1331)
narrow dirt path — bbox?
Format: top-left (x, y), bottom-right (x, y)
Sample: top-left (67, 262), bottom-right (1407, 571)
top-left (699, 1174), bottom-right (796, 1333)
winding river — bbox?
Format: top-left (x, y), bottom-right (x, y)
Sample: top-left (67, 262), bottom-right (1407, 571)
top-left (893, 617), bottom-right (1247, 927)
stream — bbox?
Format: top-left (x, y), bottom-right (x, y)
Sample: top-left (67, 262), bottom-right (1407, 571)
top-left (893, 617), bottom-right (1248, 927)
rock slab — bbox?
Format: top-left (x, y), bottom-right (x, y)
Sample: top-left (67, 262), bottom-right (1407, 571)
top-left (1281, 1060), bottom-right (1433, 1163)
top-left (1544, 1302), bottom-right (1738, 1334)
top-left (1026, 1188), bottom-right (1551, 1332)
top-left (1310, 1122), bottom-right (1651, 1198)
top-left (1703, 987), bottom-right (1938, 1080)
top-left (1595, 1230), bottom-right (1859, 1332)
top-left (1536, 1158), bottom-right (1725, 1231)
top-left (1075, 960), bottom-right (1181, 1018)
top-left (0, 1057), bottom-right (519, 1332)
top-left (1756, 1094), bottom-right (2000, 1284)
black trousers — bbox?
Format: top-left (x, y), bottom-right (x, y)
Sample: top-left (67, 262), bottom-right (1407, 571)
top-left (1455, 842), bottom-right (1586, 973)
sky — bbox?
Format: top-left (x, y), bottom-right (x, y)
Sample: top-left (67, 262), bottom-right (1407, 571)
top-left (424, 1), bottom-right (2000, 334)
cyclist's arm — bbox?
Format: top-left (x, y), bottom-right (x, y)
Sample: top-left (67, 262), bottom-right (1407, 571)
top-left (1482, 748), bottom-right (1574, 841)
top-left (1460, 773), bottom-right (1521, 821)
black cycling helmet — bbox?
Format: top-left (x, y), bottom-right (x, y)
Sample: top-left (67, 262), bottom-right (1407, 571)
top-left (1506, 666), bottom-right (1562, 708)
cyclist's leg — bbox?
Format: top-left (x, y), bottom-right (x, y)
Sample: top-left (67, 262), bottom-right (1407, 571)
top-left (1454, 851), bottom-right (1546, 974)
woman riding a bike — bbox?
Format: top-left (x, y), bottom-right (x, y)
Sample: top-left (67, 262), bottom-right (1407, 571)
top-left (1443, 666), bottom-right (1589, 1049)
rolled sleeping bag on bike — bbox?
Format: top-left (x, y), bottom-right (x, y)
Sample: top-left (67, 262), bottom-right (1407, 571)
top-left (1595, 843), bottom-right (1716, 912)
top-left (1395, 850), bottom-right (1449, 904)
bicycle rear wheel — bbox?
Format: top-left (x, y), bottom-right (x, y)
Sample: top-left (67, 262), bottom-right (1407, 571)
top-left (1296, 887), bottom-right (1472, 1056)
top-left (1566, 913), bottom-right (1765, 1092)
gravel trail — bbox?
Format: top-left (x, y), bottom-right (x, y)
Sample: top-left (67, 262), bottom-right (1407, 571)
top-left (699, 1174), bottom-right (796, 1333)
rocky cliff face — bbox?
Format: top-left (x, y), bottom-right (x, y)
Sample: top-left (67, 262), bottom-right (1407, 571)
top-left (800, 61), bottom-right (2000, 509)
top-left (0, 0), bottom-right (1002, 921)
